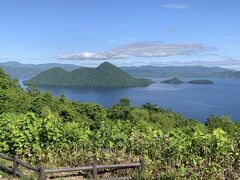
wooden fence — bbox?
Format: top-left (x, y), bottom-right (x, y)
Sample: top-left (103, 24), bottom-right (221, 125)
top-left (0, 153), bottom-right (144, 179)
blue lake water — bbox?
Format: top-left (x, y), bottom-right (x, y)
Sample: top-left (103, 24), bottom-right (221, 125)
top-left (19, 78), bottom-right (240, 122)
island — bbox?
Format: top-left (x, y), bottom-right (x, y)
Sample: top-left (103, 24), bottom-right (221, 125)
top-left (188, 79), bottom-right (214, 84)
top-left (24, 62), bottom-right (153, 88)
top-left (161, 77), bottom-right (184, 84)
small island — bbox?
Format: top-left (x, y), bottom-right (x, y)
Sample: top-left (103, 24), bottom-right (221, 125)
top-left (188, 79), bottom-right (214, 84)
top-left (161, 77), bottom-right (184, 84)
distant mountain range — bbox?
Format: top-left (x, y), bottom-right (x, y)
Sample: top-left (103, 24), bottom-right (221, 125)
top-left (0, 61), bottom-right (240, 79)
top-left (0, 61), bottom-right (80, 78)
top-left (24, 62), bottom-right (153, 87)
top-left (122, 66), bottom-right (240, 78)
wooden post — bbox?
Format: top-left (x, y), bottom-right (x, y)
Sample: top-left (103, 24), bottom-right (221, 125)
top-left (92, 161), bottom-right (97, 179)
top-left (139, 157), bottom-right (145, 174)
top-left (39, 167), bottom-right (45, 180)
top-left (13, 155), bottom-right (19, 178)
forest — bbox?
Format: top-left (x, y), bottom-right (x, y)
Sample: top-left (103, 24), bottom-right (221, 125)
top-left (0, 68), bottom-right (239, 179)
top-left (24, 62), bottom-right (153, 87)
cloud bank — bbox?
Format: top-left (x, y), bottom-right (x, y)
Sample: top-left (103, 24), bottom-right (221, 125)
top-left (57, 42), bottom-right (215, 60)
top-left (161, 3), bottom-right (192, 10)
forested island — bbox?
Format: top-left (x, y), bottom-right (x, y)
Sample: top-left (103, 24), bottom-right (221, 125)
top-left (0, 68), bottom-right (240, 179)
top-left (161, 77), bottom-right (184, 84)
top-left (188, 79), bottom-right (214, 84)
top-left (162, 77), bottom-right (214, 85)
top-left (24, 62), bottom-right (153, 87)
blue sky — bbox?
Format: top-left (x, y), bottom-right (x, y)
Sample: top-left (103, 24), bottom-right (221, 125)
top-left (0, 0), bottom-right (240, 69)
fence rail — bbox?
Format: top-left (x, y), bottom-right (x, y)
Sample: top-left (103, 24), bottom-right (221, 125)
top-left (0, 153), bottom-right (144, 179)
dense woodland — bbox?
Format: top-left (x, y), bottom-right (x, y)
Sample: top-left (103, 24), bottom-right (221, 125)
top-left (0, 68), bottom-right (239, 179)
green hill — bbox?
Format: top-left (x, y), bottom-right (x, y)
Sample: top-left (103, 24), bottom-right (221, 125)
top-left (25, 62), bottom-right (153, 87)
top-left (161, 77), bottom-right (184, 84)
top-left (25, 68), bottom-right (69, 86)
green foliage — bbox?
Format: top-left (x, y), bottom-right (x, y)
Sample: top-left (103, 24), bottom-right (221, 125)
top-left (118, 97), bottom-right (130, 107)
top-left (0, 68), bottom-right (239, 179)
top-left (142, 102), bottom-right (160, 113)
top-left (26, 83), bottom-right (40, 96)
top-left (206, 115), bottom-right (239, 136)
top-left (107, 99), bottom-right (133, 120)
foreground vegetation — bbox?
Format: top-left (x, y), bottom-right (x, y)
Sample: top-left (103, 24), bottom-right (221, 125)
top-left (0, 68), bottom-right (239, 179)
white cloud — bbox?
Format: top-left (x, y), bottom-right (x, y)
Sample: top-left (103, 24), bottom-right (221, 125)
top-left (57, 42), bottom-right (215, 60)
top-left (0, 55), bottom-right (8, 60)
top-left (57, 52), bottom-right (128, 60)
top-left (161, 3), bottom-right (192, 10)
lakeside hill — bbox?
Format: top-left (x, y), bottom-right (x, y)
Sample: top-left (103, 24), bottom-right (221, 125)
top-left (0, 61), bottom-right (80, 78)
top-left (229, 71), bottom-right (240, 78)
top-left (122, 65), bottom-right (239, 78)
top-left (24, 62), bottom-right (153, 87)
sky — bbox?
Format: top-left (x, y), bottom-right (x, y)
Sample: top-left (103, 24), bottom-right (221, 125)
top-left (0, 0), bottom-right (240, 69)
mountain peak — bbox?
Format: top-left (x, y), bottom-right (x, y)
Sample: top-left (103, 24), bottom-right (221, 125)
top-left (97, 62), bottom-right (116, 69)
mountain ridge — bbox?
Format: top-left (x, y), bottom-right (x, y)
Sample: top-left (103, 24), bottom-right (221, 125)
top-left (0, 61), bottom-right (80, 78)
top-left (121, 65), bottom-right (238, 78)
top-left (1, 61), bottom-right (240, 79)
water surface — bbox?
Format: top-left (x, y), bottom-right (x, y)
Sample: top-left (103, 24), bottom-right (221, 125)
top-left (19, 78), bottom-right (240, 122)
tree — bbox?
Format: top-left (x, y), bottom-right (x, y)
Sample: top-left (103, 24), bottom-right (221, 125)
top-left (26, 83), bottom-right (40, 96)
top-left (118, 98), bottom-right (130, 107)
top-left (206, 115), bottom-right (238, 136)
top-left (107, 98), bottom-right (132, 120)
top-left (142, 103), bottom-right (159, 112)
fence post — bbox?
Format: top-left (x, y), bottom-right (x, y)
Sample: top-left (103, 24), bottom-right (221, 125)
top-left (39, 167), bottom-right (45, 180)
top-left (92, 161), bottom-right (97, 179)
top-left (13, 155), bottom-right (19, 178)
top-left (139, 156), bottom-right (145, 175)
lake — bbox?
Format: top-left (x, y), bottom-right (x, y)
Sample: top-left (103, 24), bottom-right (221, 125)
top-left (19, 78), bottom-right (240, 122)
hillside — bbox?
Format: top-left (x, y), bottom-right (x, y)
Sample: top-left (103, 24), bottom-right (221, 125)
top-left (229, 71), bottom-right (240, 78)
top-left (0, 67), bottom-right (240, 179)
top-left (0, 61), bottom-right (80, 78)
top-left (122, 65), bottom-right (238, 78)
top-left (25, 62), bottom-right (153, 87)
top-left (25, 68), bottom-right (69, 86)
top-left (0, 65), bottom-right (42, 78)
